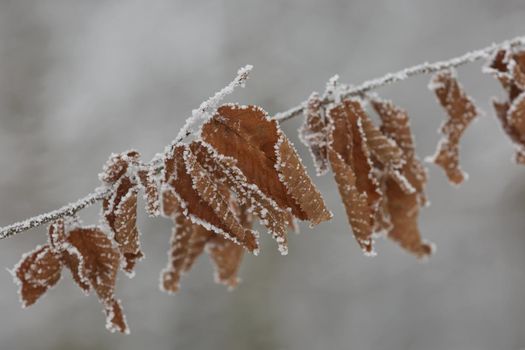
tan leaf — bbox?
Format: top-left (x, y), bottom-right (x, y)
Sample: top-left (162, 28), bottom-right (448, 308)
top-left (428, 69), bottom-right (479, 185)
top-left (299, 92), bottom-right (330, 176)
top-left (370, 98), bottom-right (433, 257)
top-left (487, 47), bottom-right (525, 164)
top-left (100, 151), bottom-right (140, 185)
top-left (327, 149), bottom-right (374, 253)
top-left (511, 51), bottom-right (525, 90)
top-left (493, 94), bottom-right (525, 164)
top-left (383, 177), bottom-right (433, 258)
top-left (137, 167), bottom-right (160, 217)
top-left (12, 245), bottom-right (62, 307)
top-left (189, 141), bottom-right (290, 254)
top-left (201, 104), bottom-right (331, 226)
top-left (508, 92), bottom-right (525, 142)
top-left (184, 146), bottom-right (259, 253)
top-left (160, 192), bottom-right (250, 292)
top-left (207, 235), bottom-right (244, 289)
top-left (161, 186), bottom-right (179, 218)
top-left (47, 218), bottom-right (67, 252)
top-left (62, 246), bottom-right (91, 293)
top-left (371, 98), bottom-right (428, 205)
top-left (484, 49), bottom-right (513, 92)
top-left (104, 298), bottom-right (129, 334)
top-left (65, 227), bottom-right (120, 302)
top-left (103, 176), bottom-right (143, 275)
top-left (327, 100), bottom-right (382, 253)
top-left (357, 105), bottom-right (404, 170)
top-left (163, 145), bottom-right (259, 254)
top-left (160, 203), bottom-right (198, 293)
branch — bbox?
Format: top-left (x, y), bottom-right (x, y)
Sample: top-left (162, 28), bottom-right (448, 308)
top-left (1, 35), bottom-right (524, 240)
top-left (274, 35), bottom-right (525, 122)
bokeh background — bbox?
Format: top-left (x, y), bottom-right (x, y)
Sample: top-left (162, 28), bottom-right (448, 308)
top-left (0, 1), bottom-right (524, 349)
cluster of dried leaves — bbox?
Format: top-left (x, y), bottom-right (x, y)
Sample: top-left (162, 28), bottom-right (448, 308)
top-left (11, 48), bottom-right (525, 334)
top-left (300, 92), bottom-right (433, 257)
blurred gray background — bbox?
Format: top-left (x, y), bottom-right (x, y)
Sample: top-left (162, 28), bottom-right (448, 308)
top-left (0, 1), bottom-right (524, 349)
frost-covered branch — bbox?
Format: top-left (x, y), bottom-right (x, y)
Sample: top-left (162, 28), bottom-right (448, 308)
top-left (274, 35), bottom-right (525, 122)
top-left (0, 187), bottom-right (110, 239)
top-left (1, 35), bottom-right (524, 240)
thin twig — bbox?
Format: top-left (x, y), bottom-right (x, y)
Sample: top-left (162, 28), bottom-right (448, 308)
top-left (0, 187), bottom-right (110, 239)
top-left (274, 35), bottom-right (525, 122)
top-left (1, 35), bottom-right (524, 240)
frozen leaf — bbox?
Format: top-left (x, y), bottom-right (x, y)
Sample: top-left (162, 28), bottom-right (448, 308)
top-left (163, 145), bottom-right (259, 254)
top-left (511, 51), bottom-right (525, 90)
top-left (47, 218), bottom-right (67, 252)
top-left (105, 298), bottom-right (129, 334)
top-left (160, 193), bottom-right (249, 292)
top-left (326, 100), bottom-right (382, 253)
top-left (508, 92), bottom-right (525, 141)
top-left (328, 149), bottom-right (374, 252)
top-left (201, 104), bottom-right (331, 226)
top-left (493, 95), bottom-right (525, 164)
top-left (299, 92), bottom-right (330, 176)
top-left (371, 98), bottom-right (433, 257)
top-left (102, 153), bottom-right (144, 275)
top-left (137, 167), bottom-right (160, 217)
top-left (184, 146), bottom-right (259, 253)
top-left (356, 105), bottom-right (404, 170)
top-left (371, 98), bottom-right (428, 205)
top-left (189, 141), bottom-right (290, 254)
top-left (65, 227), bottom-right (120, 302)
top-left (382, 176), bottom-right (433, 258)
top-left (207, 235), bottom-right (244, 289)
top-left (484, 48), bottom-right (525, 100)
top-left (160, 202), bottom-right (198, 293)
top-left (428, 69), bottom-right (479, 185)
top-left (12, 245), bottom-right (62, 307)
top-left (276, 136), bottom-right (333, 226)
top-left (100, 151), bottom-right (140, 185)
top-left (161, 186), bottom-right (179, 218)
top-left (486, 47), bottom-right (525, 164)
top-left (62, 245), bottom-right (91, 293)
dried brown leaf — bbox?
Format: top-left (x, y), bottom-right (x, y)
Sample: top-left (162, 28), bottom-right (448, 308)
top-left (65, 227), bottom-right (120, 302)
top-left (428, 69), bottom-right (479, 185)
top-left (161, 204), bottom-right (198, 293)
top-left (328, 149), bottom-right (374, 253)
top-left (327, 100), bottom-right (382, 253)
top-left (103, 173), bottom-right (143, 275)
top-left (137, 168), bottom-right (160, 217)
top-left (104, 298), bottom-right (129, 334)
top-left (13, 245), bottom-right (62, 307)
top-left (371, 98), bottom-right (433, 257)
top-left (189, 141), bottom-right (290, 254)
top-left (201, 104), bottom-right (331, 226)
top-left (383, 177), bottom-right (433, 258)
top-left (163, 145), bottom-right (259, 254)
top-left (160, 190), bottom-right (250, 292)
top-left (371, 98), bottom-right (428, 205)
top-left (207, 235), bottom-right (244, 289)
top-left (100, 151), bottom-right (140, 185)
top-left (299, 92), bottom-right (330, 176)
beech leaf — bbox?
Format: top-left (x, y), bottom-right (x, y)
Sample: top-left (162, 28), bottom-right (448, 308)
top-left (201, 104), bottom-right (331, 226)
top-left (12, 245), bottom-right (62, 307)
top-left (428, 69), bottom-right (480, 185)
top-left (327, 100), bottom-right (382, 254)
top-left (299, 92), bottom-right (330, 176)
